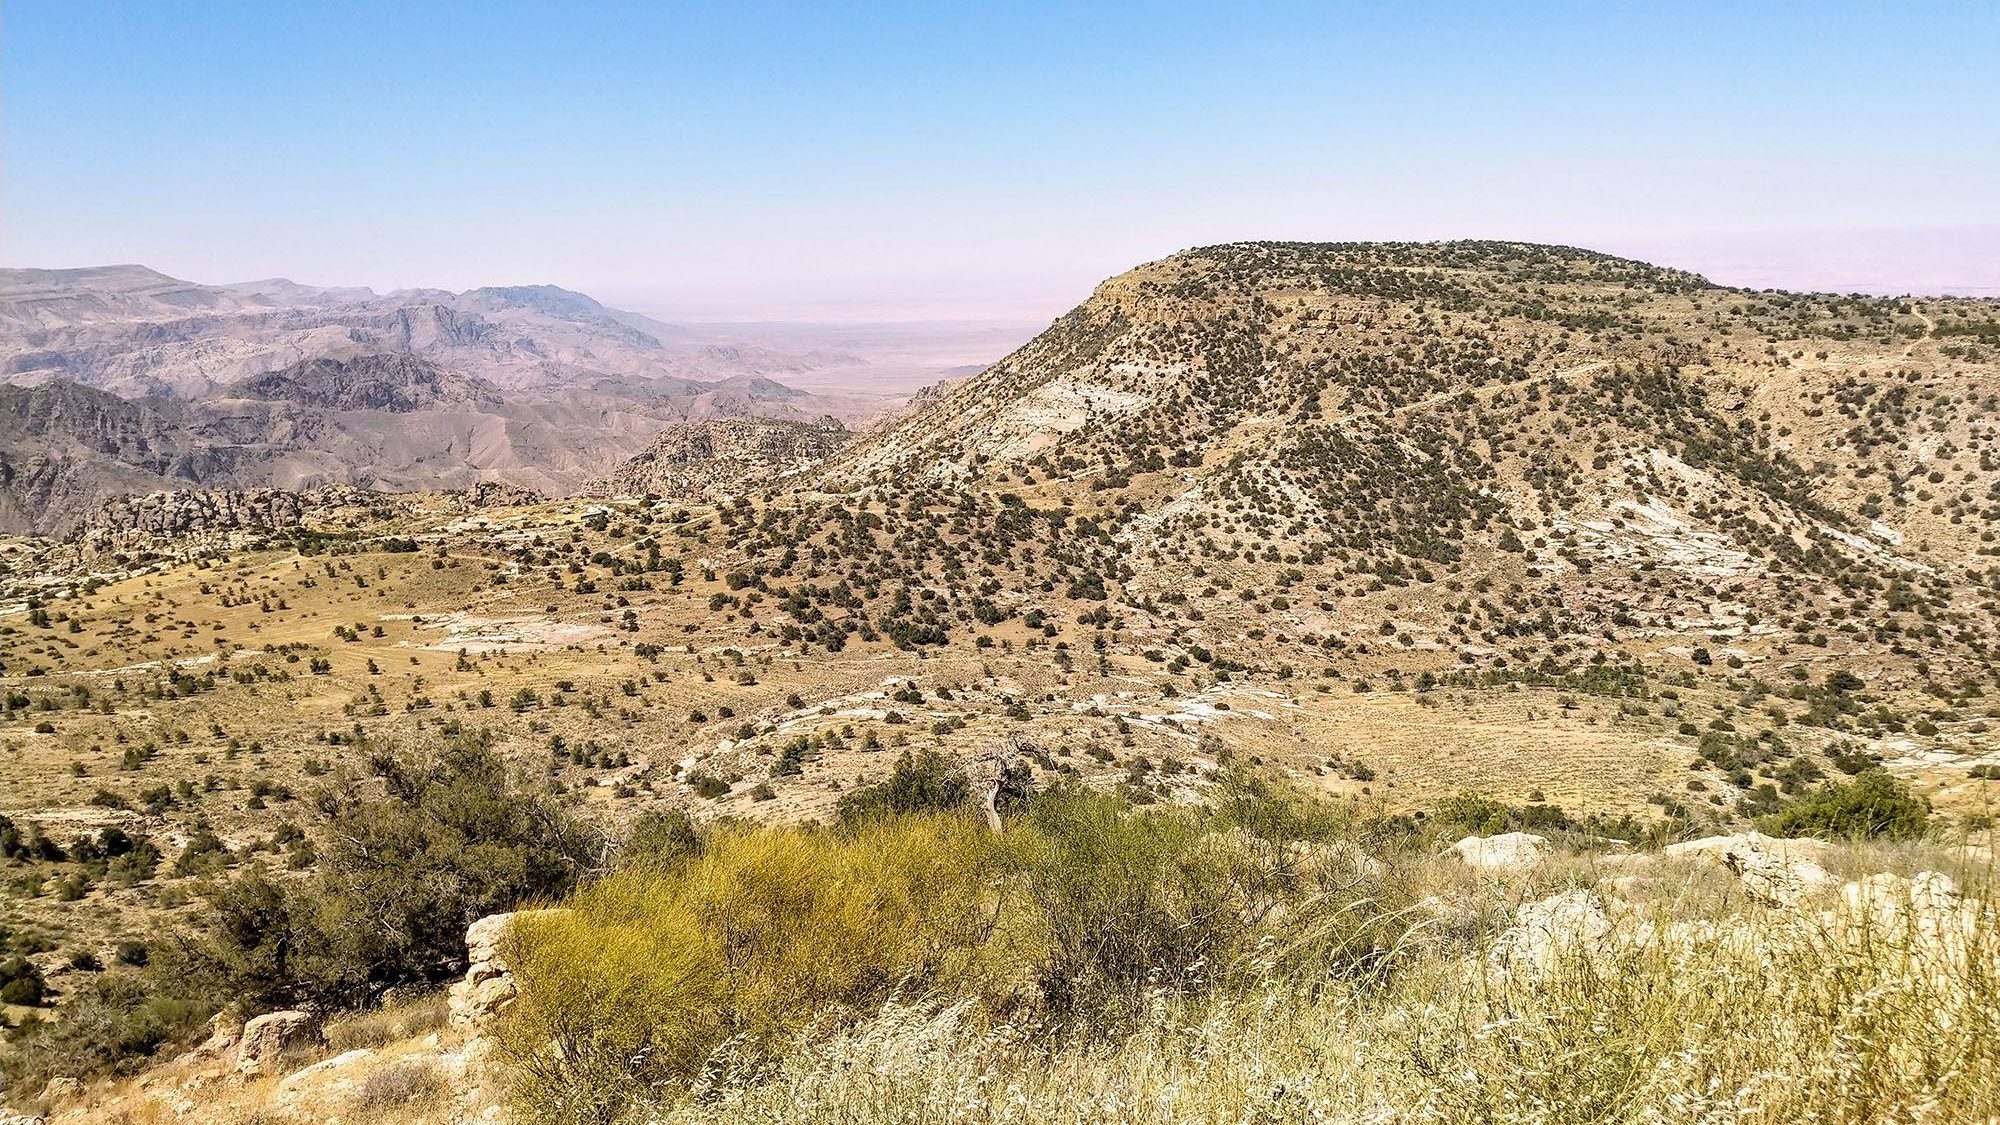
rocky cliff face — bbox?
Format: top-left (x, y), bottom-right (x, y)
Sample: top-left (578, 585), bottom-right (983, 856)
top-left (0, 369), bottom-right (869, 536)
top-left (0, 379), bottom-right (199, 463)
top-left (0, 267), bottom-right (859, 398)
top-left (42, 486), bottom-right (417, 574)
top-left (0, 382), bottom-right (236, 533)
top-left (70, 488), bottom-right (314, 540)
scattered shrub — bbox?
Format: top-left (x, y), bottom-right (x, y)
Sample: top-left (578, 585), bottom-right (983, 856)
top-left (0, 956), bottom-right (48, 1007)
top-left (834, 749), bottom-right (971, 827)
top-left (1759, 769), bottom-right (1930, 840)
top-left (180, 732), bottom-right (597, 1010)
top-left (0, 970), bottom-right (210, 1096)
top-left (621, 810), bottom-right (703, 871)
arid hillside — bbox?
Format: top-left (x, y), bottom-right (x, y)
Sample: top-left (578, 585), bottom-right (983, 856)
top-left (3, 245), bottom-right (2000, 1111)
top-left (588, 415), bottom-right (852, 501)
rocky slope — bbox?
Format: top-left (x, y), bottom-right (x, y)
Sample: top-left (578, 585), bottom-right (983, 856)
top-left (807, 241), bottom-right (2000, 688)
top-left (227, 355), bottom-right (503, 414)
top-left (588, 416), bottom-right (851, 500)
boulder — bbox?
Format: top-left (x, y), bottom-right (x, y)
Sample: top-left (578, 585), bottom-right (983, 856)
top-left (1662, 831), bottom-right (1830, 863)
top-left (1663, 832), bottom-right (1834, 906)
top-left (1449, 832), bottom-right (1550, 871)
top-left (450, 973), bottom-right (520, 1028)
top-left (1836, 871), bottom-right (1980, 949)
top-left (186, 1011), bottom-right (242, 1062)
top-left (38, 1077), bottom-right (81, 1107)
top-left (234, 1010), bottom-right (322, 1076)
top-left (1490, 889), bottom-right (1615, 972)
top-left (448, 908), bottom-right (571, 1027)
top-left (1299, 838), bottom-right (1388, 881)
top-left (464, 911), bottom-right (519, 969)
top-left (275, 1047), bottom-right (375, 1099)
top-left (1817, 869), bottom-right (1996, 987)
top-left (1909, 870), bottom-right (1963, 913)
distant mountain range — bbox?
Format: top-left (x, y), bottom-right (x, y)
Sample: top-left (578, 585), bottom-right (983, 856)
top-left (0, 266), bottom-right (900, 533)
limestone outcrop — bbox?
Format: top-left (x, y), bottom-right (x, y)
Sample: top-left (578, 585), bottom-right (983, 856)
top-left (1664, 832), bottom-right (1835, 905)
top-left (448, 909), bottom-right (572, 1028)
top-left (234, 1011), bottom-right (322, 1076)
top-left (1449, 832), bottom-right (1550, 871)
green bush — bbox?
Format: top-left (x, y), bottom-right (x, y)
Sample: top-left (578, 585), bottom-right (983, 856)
top-left (835, 749), bottom-right (972, 827)
top-left (182, 732), bottom-right (597, 1010)
top-left (1, 975), bottom-right (45, 1007)
top-left (1429, 792), bottom-right (1574, 836)
top-left (1758, 769), bottom-right (1930, 840)
top-left (1212, 770), bottom-right (1365, 846)
top-left (4, 733), bottom-right (597, 1097)
top-left (0, 955), bottom-right (46, 1007)
top-left (621, 810), bottom-right (703, 871)
top-left (1015, 786), bottom-right (1258, 1018)
top-left (0, 971), bottom-right (209, 1098)
top-left (502, 781), bottom-right (1429, 1122)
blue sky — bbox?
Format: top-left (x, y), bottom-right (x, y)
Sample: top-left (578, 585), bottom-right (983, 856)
top-left (4, 1), bottom-right (1997, 317)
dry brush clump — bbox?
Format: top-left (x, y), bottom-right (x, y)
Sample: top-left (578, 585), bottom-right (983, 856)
top-left (647, 894), bottom-right (1999, 1125)
top-left (497, 780), bottom-right (1436, 1123)
top-left (495, 781), bottom-right (2000, 1125)
top-left (497, 813), bottom-right (1030, 1123)
top-left (494, 786), bottom-right (1567, 1121)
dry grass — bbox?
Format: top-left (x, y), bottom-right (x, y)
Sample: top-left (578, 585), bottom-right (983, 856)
top-left (352, 1058), bottom-right (449, 1112)
top-left (499, 807), bottom-right (2000, 1125)
top-left (325, 992), bottom-right (451, 1052)
top-left (649, 862), bottom-right (1999, 1124)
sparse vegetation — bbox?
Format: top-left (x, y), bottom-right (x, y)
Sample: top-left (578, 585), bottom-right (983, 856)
top-left (496, 784), bottom-right (1998, 1125)
top-left (7, 241), bottom-right (2000, 1123)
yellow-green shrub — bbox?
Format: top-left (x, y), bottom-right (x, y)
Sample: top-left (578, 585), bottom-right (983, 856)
top-left (1012, 786), bottom-right (1265, 1017)
top-left (501, 785), bottom-right (1448, 1122)
top-left (500, 813), bottom-right (1025, 1123)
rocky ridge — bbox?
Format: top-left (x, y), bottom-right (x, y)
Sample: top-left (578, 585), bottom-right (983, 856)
top-left (588, 415), bottom-right (851, 500)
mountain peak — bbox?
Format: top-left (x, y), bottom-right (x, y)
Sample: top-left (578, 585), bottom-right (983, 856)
top-left (459, 284), bottom-right (610, 318)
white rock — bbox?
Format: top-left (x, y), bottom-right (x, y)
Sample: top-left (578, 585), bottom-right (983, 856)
top-left (449, 908), bottom-right (572, 1027)
top-left (235, 1010), bottom-right (322, 1075)
top-left (276, 1048), bottom-right (375, 1094)
top-left (1836, 870), bottom-right (1979, 946)
top-left (1664, 832), bottom-right (1835, 906)
top-left (1449, 832), bottom-right (1550, 871)
top-left (1490, 889), bottom-right (1615, 972)
top-left (188, 1012), bottom-right (242, 1061)
top-left (39, 1077), bottom-right (81, 1107)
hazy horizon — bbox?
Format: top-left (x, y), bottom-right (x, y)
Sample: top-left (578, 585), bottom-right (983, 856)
top-left (10, 223), bottom-right (1999, 329)
top-left (5, 2), bottom-right (1997, 322)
